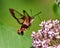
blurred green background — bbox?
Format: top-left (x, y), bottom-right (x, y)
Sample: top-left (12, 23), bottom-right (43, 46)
top-left (0, 0), bottom-right (60, 48)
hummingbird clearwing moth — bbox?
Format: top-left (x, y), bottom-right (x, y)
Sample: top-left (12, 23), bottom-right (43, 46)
top-left (9, 8), bottom-right (41, 35)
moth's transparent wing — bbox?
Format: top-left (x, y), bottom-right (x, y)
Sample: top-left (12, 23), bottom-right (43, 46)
top-left (9, 8), bottom-right (24, 24)
top-left (23, 10), bottom-right (30, 18)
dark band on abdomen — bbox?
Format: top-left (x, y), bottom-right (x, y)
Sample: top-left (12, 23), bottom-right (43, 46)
top-left (21, 24), bottom-right (29, 28)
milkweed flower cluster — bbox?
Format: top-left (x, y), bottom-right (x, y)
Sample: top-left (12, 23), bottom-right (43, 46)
top-left (31, 19), bottom-right (60, 48)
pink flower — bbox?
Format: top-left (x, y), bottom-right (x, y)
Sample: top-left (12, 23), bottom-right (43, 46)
top-left (46, 20), bottom-right (51, 25)
top-left (31, 31), bottom-right (36, 38)
top-left (48, 23), bottom-right (53, 29)
top-left (53, 19), bottom-right (59, 25)
top-left (31, 19), bottom-right (60, 48)
top-left (39, 20), bottom-right (46, 27)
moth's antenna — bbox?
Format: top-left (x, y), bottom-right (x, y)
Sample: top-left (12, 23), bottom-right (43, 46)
top-left (34, 11), bottom-right (42, 17)
top-left (38, 13), bottom-right (42, 21)
top-left (34, 11), bottom-right (42, 20)
top-left (34, 11), bottom-right (41, 16)
top-left (30, 9), bottom-right (33, 16)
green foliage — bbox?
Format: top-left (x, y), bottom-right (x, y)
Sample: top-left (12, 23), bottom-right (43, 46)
top-left (0, 0), bottom-right (60, 48)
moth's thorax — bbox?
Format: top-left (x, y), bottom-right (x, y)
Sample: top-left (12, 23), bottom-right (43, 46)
top-left (23, 18), bottom-right (30, 26)
top-left (30, 19), bottom-right (34, 24)
top-left (23, 16), bottom-right (34, 26)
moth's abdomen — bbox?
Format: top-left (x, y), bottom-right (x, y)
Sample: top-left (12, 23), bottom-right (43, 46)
top-left (21, 24), bottom-right (29, 28)
top-left (18, 30), bottom-right (24, 35)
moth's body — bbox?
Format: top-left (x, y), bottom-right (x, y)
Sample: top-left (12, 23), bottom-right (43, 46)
top-left (18, 16), bottom-right (34, 35)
